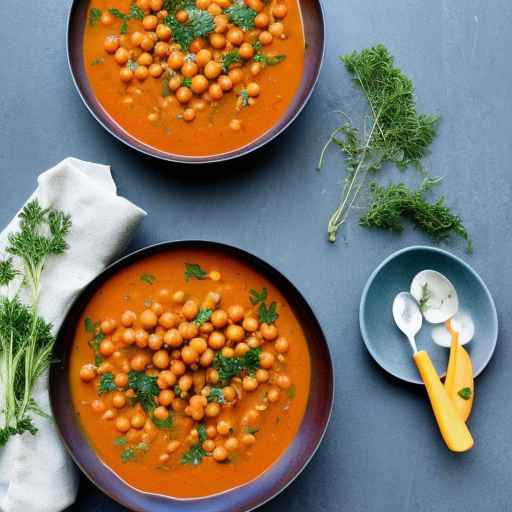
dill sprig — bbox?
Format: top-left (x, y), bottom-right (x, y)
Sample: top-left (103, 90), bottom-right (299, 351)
top-left (360, 180), bottom-right (472, 251)
top-left (0, 199), bottom-right (71, 444)
top-left (317, 44), bottom-right (439, 242)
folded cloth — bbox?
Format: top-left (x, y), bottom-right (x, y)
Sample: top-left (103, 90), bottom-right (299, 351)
top-left (0, 157), bottom-right (147, 512)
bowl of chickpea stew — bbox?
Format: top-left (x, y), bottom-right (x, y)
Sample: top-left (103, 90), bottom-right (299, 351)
top-left (50, 240), bottom-right (333, 511)
top-left (68, 0), bottom-right (325, 163)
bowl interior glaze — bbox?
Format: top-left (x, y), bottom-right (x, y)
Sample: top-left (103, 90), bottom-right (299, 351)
top-left (50, 241), bottom-right (333, 512)
top-left (67, 0), bottom-right (325, 164)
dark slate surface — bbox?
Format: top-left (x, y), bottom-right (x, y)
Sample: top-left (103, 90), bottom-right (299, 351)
top-left (1, 0), bottom-right (511, 510)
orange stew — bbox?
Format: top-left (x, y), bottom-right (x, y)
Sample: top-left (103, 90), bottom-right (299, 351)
top-left (70, 248), bottom-right (310, 498)
top-left (83, 0), bottom-right (305, 156)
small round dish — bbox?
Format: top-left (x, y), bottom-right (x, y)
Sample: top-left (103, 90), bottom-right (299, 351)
top-left (359, 246), bottom-right (498, 385)
top-left (50, 240), bottom-right (333, 511)
top-left (67, 0), bottom-right (325, 164)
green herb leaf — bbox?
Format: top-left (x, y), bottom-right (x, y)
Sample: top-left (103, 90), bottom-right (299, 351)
top-left (249, 287), bottom-right (267, 305)
top-left (114, 436), bottom-right (127, 446)
top-left (174, 384), bottom-right (182, 397)
top-left (121, 447), bottom-right (136, 463)
top-left (98, 373), bottom-right (117, 395)
top-left (184, 262), bottom-right (208, 281)
top-left (181, 443), bottom-right (207, 465)
top-left (91, 57), bottom-right (105, 66)
top-left (130, 3), bottom-right (145, 20)
top-left (152, 414), bottom-right (173, 430)
top-left (84, 317), bottom-right (98, 333)
top-left (88, 7), bottom-right (102, 26)
top-left (137, 441), bottom-right (150, 452)
top-left (222, 50), bottom-right (242, 72)
top-left (258, 301), bottom-right (278, 324)
top-left (253, 53), bottom-right (286, 66)
top-left (244, 426), bottom-right (259, 434)
top-left (458, 387), bottom-right (472, 400)
top-left (127, 60), bottom-right (138, 71)
top-left (128, 371), bottom-right (159, 412)
top-left (238, 89), bottom-right (250, 108)
top-left (140, 273), bottom-right (156, 285)
top-left (418, 283), bottom-right (432, 312)
top-left (0, 259), bottom-right (17, 287)
top-left (207, 387), bottom-right (225, 404)
top-left (213, 348), bottom-right (261, 385)
top-left (165, 8), bottom-right (214, 51)
top-left (194, 308), bottom-right (212, 326)
top-left (183, 77), bottom-right (192, 88)
top-left (287, 384), bottom-right (297, 400)
top-left (108, 7), bottom-right (126, 19)
top-left (225, 4), bottom-right (256, 30)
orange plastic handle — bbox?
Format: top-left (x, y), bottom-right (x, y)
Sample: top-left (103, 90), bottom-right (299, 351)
top-left (413, 351), bottom-right (474, 452)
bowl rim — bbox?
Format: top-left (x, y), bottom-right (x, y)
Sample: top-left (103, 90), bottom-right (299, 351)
top-left (66, 0), bottom-right (326, 165)
top-left (359, 245), bottom-right (499, 385)
top-left (50, 239), bottom-right (334, 511)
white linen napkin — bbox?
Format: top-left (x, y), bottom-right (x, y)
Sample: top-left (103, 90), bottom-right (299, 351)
top-left (0, 157), bottom-right (147, 512)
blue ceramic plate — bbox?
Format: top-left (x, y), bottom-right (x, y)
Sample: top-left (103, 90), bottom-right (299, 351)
top-left (359, 246), bottom-right (498, 385)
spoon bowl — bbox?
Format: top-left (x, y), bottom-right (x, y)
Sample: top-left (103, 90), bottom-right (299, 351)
top-left (392, 292), bottom-right (422, 353)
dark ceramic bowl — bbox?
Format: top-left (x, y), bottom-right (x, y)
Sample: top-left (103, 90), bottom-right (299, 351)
top-left (67, 1), bottom-right (325, 164)
top-left (50, 240), bottom-right (334, 512)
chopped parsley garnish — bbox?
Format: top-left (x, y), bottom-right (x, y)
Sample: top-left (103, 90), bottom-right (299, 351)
top-left (174, 384), bottom-right (182, 397)
top-left (249, 287), bottom-right (267, 305)
top-left (225, 4), bottom-right (257, 30)
top-left (84, 317), bottom-right (104, 366)
top-left (287, 384), bottom-right (297, 399)
top-left (181, 423), bottom-right (208, 465)
top-left (194, 308), bottom-right (212, 326)
top-left (91, 57), bottom-right (104, 66)
top-left (98, 373), bottom-right (116, 395)
top-left (129, 3), bottom-right (145, 20)
top-left (127, 371), bottom-right (159, 412)
top-left (254, 53), bottom-right (286, 66)
top-left (184, 262), bottom-right (208, 281)
top-left (258, 301), bottom-right (279, 324)
top-left (165, 8), bottom-right (214, 51)
top-left (207, 387), bottom-right (225, 404)
top-left (88, 7), bottom-right (102, 26)
top-left (152, 414), bottom-right (173, 430)
top-left (108, 5), bottom-right (144, 34)
top-left (222, 50), bottom-right (242, 72)
top-left (239, 89), bottom-right (250, 108)
top-left (458, 387), bottom-right (472, 400)
top-left (114, 437), bottom-right (127, 446)
top-left (183, 77), bottom-right (192, 88)
top-left (161, 70), bottom-right (172, 97)
top-left (140, 273), bottom-right (156, 285)
top-left (119, 441), bottom-right (149, 463)
top-left (121, 447), bottom-right (136, 463)
top-left (244, 426), bottom-right (259, 435)
top-left (213, 348), bottom-right (261, 385)
top-left (126, 60), bottom-right (138, 72)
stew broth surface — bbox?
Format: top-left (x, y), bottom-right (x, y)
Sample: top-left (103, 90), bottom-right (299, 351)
top-left (70, 248), bottom-right (310, 497)
top-left (83, 0), bottom-right (305, 157)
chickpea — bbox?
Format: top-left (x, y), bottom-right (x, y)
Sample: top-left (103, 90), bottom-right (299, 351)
top-left (172, 397), bottom-right (187, 412)
top-left (191, 407), bottom-right (205, 421)
top-left (200, 348), bottom-right (214, 367)
top-left (277, 374), bottom-right (291, 389)
top-left (245, 0), bottom-right (263, 11)
top-left (114, 47), bottom-right (129, 65)
top-left (259, 31), bottom-right (273, 46)
top-left (254, 12), bottom-right (269, 29)
top-left (104, 35), bottom-right (120, 54)
top-left (175, 9), bottom-right (189, 22)
top-left (168, 51), bottom-right (185, 70)
top-left (149, 302), bottom-right (163, 317)
top-left (205, 402), bottom-right (221, 417)
top-left (242, 317), bottom-right (259, 332)
top-left (267, 387), bottom-right (280, 403)
top-left (272, 3), bottom-right (288, 18)
top-left (207, 368), bottom-right (219, 384)
top-left (181, 61), bottom-right (199, 78)
top-left (97, 361), bottom-right (114, 374)
top-left (135, 65), bottom-right (149, 81)
top-left (100, 11), bottom-right (114, 25)
top-left (255, 368), bottom-right (269, 383)
top-left (229, 119), bottom-right (242, 131)
top-left (179, 374), bottom-right (193, 392)
top-left (147, 333), bottom-right (162, 351)
top-left (214, 14), bottom-right (229, 33)
top-left (136, 53), bottom-right (151, 67)
top-left (130, 353), bottom-right (149, 372)
top-left (131, 31), bottom-right (144, 47)
top-left (79, 364), bottom-right (96, 382)
top-left (156, 23), bottom-right (172, 41)
top-left (226, 324), bottom-right (244, 342)
top-left (191, 74), bottom-right (209, 94)
top-left (208, 2), bottom-right (222, 15)
top-left (176, 86), bottom-right (193, 104)
top-left (239, 42), bottom-right (254, 60)
top-left (160, 370), bottom-right (177, 386)
top-left (217, 420), bottom-right (231, 435)
top-left (154, 406), bottom-right (169, 421)
top-left (135, 329), bottom-right (149, 348)
top-left (153, 349), bottom-right (170, 369)
top-left (206, 425), bottom-right (217, 438)
top-left (182, 346), bottom-right (199, 365)
top-left (211, 310), bottom-right (228, 328)
top-left (246, 335), bottom-right (260, 348)
top-left (228, 68), bottom-right (244, 85)
top-left (143, 15), bottom-right (158, 30)
top-left (209, 33), bottom-right (226, 49)
top-left (115, 372), bottom-right (129, 388)
top-left (102, 319), bottom-right (117, 335)
top-left (157, 312), bottom-right (175, 329)
top-left (112, 392), bottom-right (127, 409)
top-left (269, 21), bottom-right (284, 37)
top-left (172, 290), bottom-right (185, 303)
top-left (200, 321), bottom-right (214, 334)
top-left (250, 62), bottom-right (262, 76)
top-left (259, 351), bottom-right (275, 369)
top-left (91, 399), bottom-right (106, 413)
top-left (115, 416), bottom-right (130, 433)
top-left (195, 49), bottom-right (212, 67)
top-left (207, 332), bottom-right (224, 351)
top-left (190, 395), bottom-right (207, 408)
top-left (99, 338), bottom-right (115, 357)
top-left (247, 82), bottom-right (260, 97)
top-left (242, 376), bottom-right (258, 391)
top-left (241, 433), bottom-right (256, 445)
top-left (140, 309), bottom-right (158, 330)
top-left (165, 328), bottom-right (183, 347)
top-left (197, 0), bottom-right (210, 8)
top-left (168, 75), bottom-right (183, 91)
top-left (171, 359), bottom-right (186, 376)
top-left (159, 389), bottom-right (174, 406)
top-left (226, 304), bottom-right (243, 323)
top-left (102, 409), bottom-right (116, 421)
top-left (121, 310), bottom-right (137, 328)
top-left (225, 437), bottom-right (239, 451)
top-left (226, 28), bottom-right (244, 46)
top-left (213, 446), bottom-right (228, 462)
top-left (221, 347), bottom-right (235, 358)
top-left (261, 323), bottom-right (278, 340)
top-left (235, 342), bottom-right (250, 356)
top-left (151, 0), bottom-right (163, 10)
top-left (167, 440), bottom-right (181, 453)
top-left (141, 35), bottom-right (155, 51)
top-left (202, 439), bottom-right (216, 452)
top-left (137, 0), bottom-right (151, 10)
top-left (275, 337), bottom-right (289, 353)
top-left (204, 60), bottom-right (222, 79)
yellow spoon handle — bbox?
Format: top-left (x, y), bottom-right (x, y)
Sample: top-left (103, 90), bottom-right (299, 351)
top-left (413, 351), bottom-right (474, 453)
